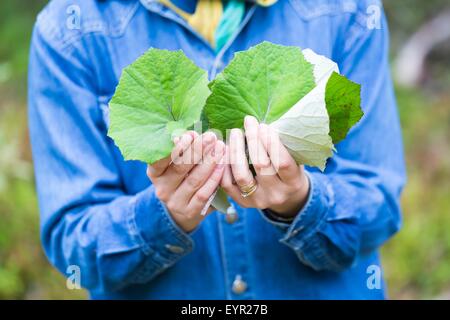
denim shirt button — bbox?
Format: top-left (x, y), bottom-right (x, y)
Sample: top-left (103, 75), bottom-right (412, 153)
top-left (225, 205), bottom-right (238, 224)
top-left (165, 244), bottom-right (184, 254)
top-left (232, 275), bottom-right (247, 294)
top-left (226, 205), bottom-right (236, 215)
top-left (257, 0), bottom-right (278, 6)
top-left (225, 213), bottom-right (238, 224)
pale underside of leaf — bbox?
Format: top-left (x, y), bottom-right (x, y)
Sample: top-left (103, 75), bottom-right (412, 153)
top-left (270, 49), bottom-right (339, 170)
top-left (270, 86), bottom-right (334, 171)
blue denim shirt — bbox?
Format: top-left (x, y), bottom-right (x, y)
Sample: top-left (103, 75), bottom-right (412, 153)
top-left (28, 0), bottom-right (406, 299)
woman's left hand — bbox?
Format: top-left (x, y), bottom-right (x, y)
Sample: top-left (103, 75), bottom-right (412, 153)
top-left (221, 116), bottom-right (310, 219)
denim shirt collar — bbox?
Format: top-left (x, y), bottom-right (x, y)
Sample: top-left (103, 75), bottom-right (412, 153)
top-left (144, 0), bottom-right (262, 13)
top-left (169, 0), bottom-right (198, 13)
top-left (139, 0), bottom-right (257, 58)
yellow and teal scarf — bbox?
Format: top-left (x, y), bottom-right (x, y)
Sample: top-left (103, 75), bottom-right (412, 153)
top-left (159, 0), bottom-right (277, 51)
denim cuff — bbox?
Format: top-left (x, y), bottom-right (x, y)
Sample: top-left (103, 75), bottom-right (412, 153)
top-left (259, 171), bottom-right (314, 230)
top-left (268, 172), bottom-right (334, 270)
top-left (129, 186), bottom-right (194, 267)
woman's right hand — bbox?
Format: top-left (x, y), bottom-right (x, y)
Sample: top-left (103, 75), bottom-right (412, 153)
top-left (147, 131), bottom-right (225, 232)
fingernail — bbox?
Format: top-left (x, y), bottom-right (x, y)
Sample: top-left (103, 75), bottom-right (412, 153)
top-left (203, 132), bottom-right (216, 145)
top-left (230, 128), bottom-right (240, 138)
top-left (173, 136), bottom-right (180, 144)
top-left (245, 115), bottom-right (258, 126)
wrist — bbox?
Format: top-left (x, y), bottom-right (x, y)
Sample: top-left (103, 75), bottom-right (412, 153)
top-left (268, 172), bottom-right (310, 219)
top-left (168, 210), bottom-right (201, 233)
top-left (263, 208), bottom-right (296, 224)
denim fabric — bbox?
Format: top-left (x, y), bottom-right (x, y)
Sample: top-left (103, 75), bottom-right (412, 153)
top-left (28, 0), bottom-right (406, 299)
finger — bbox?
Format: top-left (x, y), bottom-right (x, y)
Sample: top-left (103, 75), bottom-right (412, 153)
top-left (220, 146), bottom-right (243, 198)
top-left (179, 131), bottom-right (216, 167)
top-left (147, 156), bottom-right (171, 178)
top-left (221, 145), bottom-right (267, 208)
top-left (229, 128), bottom-right (254, 187)
top-left (220, 146), bottom-right (242, 198)
top-left (171, 131), bottom-right (196, 164)
top-left (220, 146), bottom-right (233, 186)
top-left (147, 131), bottom-right (198, 178)
top-left (222, 172), bottom-right (267, 209)
top-left (163, 132), bottom-right (216, 195)
top-left (171, 141), bottom-right (225, 206)
top-left (151, 132), bottom-right (215, 201)
top-left (221, 172), bottom-right (247, 206)
top-left (189, 162), bottom-right (225, 214)
top-left (260, 123), bottom-right (299, 183)
top-left (173, 130), bottom-right (196, 145)
top-left (244, 115), bottom-right (276, 177)
top-left (169, 131), bottom-right (216, 178)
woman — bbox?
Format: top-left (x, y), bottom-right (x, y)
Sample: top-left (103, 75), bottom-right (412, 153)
top-left (28, 0), bottom-right (405, 299)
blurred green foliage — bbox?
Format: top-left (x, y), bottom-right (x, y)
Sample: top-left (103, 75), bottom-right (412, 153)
top-left (0, 0), bottom-right (449, 299)
top-left (0, 0), bottom-right (87, 299)
top-left (382, 88), bottom-right (450, 299)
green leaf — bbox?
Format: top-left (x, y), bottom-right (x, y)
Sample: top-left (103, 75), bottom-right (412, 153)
top-left (325, 72), bottom-right (364, 144)
top-left (108, 48), bottom-right (210, 164)
top-left (269, 49), bottom-right (336, 170)
top-left (269, 48), bottom-right (336, 170)
top-left (205, 41), bottom-right (315, 136)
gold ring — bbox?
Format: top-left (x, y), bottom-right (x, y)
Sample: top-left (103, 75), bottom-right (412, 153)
top-left (238, 180), bottom-right (258, 198)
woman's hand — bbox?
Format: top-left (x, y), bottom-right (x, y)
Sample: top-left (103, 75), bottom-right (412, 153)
top-left (221, 116), bottom-right (310, 218)
top-left (147, 131), bottom-right (225, 232)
